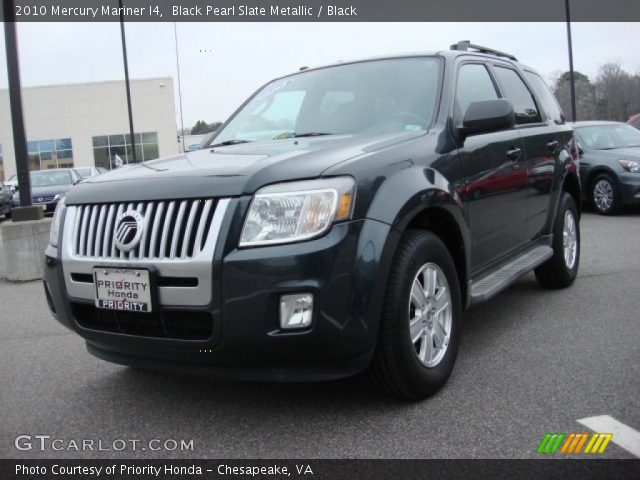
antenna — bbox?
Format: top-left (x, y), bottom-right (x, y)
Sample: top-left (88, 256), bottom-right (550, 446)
top-left (174, 22), bottom-right (186, 153)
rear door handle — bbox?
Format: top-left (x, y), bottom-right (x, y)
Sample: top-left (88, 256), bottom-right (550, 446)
top-left (506, 147), bottom-right (523, 161)
top-left (547, 140), bottom-right (560, 152)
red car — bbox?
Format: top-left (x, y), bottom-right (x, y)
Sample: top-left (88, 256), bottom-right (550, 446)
top-left (628, 113), bottom-right (640, 130)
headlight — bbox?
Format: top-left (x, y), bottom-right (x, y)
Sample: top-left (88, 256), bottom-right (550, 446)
top-left (619, 160), bottom-right (640, 173)
top-left (240, 177), bottom-right (355, 247)
top-left (49, 195), bottom-right (66, 247)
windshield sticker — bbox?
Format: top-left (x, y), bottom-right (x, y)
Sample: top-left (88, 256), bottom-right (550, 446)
top-left (248, 78), bottom-right (294, 106)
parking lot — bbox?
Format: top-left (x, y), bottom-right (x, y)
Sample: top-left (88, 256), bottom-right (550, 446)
top-left (0, 209), bottom-right (638, 459)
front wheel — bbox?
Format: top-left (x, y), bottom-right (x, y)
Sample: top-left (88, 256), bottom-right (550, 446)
top-left (534, 193), bottom-right (580, 288)
top-left (367, 230), bottom-right (462, 400)
top-left (591, 173), bottom-right (620, 215)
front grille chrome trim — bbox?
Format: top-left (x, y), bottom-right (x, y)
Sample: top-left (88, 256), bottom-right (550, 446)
top-left (61, 198), bottom-right (230, 307)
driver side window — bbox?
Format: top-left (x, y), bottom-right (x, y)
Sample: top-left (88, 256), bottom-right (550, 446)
top-left (455, 64), bottom-right (499, 123)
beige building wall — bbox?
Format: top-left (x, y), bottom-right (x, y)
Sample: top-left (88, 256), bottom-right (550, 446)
top-left (0, 77), bottom-right (178, 180)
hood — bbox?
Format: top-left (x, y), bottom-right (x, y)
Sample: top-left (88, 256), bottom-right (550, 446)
top-left (585, 146), bottom-right (640, 163)
top-left (66, 131), bottom-right (423, 204)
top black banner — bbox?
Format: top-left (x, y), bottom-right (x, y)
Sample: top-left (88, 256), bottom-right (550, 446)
top-left (1, 0), bottom-right (639, 22)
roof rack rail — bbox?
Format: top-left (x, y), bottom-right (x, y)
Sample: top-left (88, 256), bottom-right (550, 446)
top-left (450, 40), bottom-right (518, 61)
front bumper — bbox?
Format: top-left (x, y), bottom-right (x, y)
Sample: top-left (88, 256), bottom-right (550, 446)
top-left (43, 207), bottom-right (396, 381)
top-left (619, 172), bottom-right (640, 205)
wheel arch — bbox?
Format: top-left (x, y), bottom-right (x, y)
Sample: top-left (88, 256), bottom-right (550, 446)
top-left (365, 166), bottom-right (472, 314)
top-left (562, 170), bottom-right (582, 218)
top-left (403, 205), bottom-right (469, 307)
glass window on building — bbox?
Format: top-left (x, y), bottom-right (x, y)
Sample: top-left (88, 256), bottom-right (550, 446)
top-left (26, 138), bottom-right (74, 170)
top-left (92, 132), bottom-right (159, 170)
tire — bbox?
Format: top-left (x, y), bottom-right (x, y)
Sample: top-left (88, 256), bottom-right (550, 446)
top-left (367, 230), bottom-right (462, 400)
top-left (591, 173), bottom-right (620, 215)
top-left (534, 193), bottom-right (580, 289)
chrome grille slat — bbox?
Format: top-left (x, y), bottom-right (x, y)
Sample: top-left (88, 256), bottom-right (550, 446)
top-left (111, 204), bottom-right (125, 258)
top-left (138, 202), bottom-right (154, 259)
top-left (69, 198), bottom-right (218, 261)
top-left (94, 205), bottom-right (107, 257)
top-left (193, 199), bottom-right (213, 254)
top-left (87, 206), bottom-right (98, 257)
top-left (170, 200), bottom-right (188, 259)
top-left (159, 201), bottom-right (176, 258)
top-left (78, 205), bottom-right (90, 256)
top-left (149, 201), bottom-right (165, 259)
top-left (102, 205), bottom-right (116, 257)
top-left (181, 200), bottom-right (200, 259)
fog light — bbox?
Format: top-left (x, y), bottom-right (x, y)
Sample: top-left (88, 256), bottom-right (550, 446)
top-left (280, 293), bottom-right (313, 329)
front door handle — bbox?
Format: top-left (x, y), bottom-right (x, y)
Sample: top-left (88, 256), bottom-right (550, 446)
top-left (506, 147), bottom-right (523, 161)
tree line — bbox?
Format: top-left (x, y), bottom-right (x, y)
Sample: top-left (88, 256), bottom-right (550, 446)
top-left (551, 61), bottom-right (640, 122)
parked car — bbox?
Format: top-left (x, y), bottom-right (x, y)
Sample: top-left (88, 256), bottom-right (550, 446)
top-left (4, 174), bottom-right (18, 192)
top-left (0, 181), bottom-right (12, 218)
top-left (12, 168), bottom-right (82, 214)
top-left (43, 42), bottom-right (581, 400)
top-left (627, 113), bottom-right (640, 130)
top-left (573, 121), bottom-right (640, 214)
top-left (76, 167), bottom-right (108, 179)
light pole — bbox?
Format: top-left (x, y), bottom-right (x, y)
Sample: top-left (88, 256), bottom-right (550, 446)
top-left (119, 0), bottom-right (137, 164)
top-left (3, 0), bottom-right (42, 221)
top-left (565, 0), bottom-right (577, 122)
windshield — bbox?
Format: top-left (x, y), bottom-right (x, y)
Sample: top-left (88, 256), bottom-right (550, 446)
top-left (30, 170), bottom-right (72, 187)
top-left (213, 57), bottom-right (441, 145)
top-left (76, 168), bottom-right (92, 177)
top-left (576, 124), bottom-right (640, 150)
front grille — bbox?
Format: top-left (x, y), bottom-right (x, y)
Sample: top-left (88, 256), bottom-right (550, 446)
top-left (71, 199), bottom-right (218, 260)
top-left (71, 302), bottom-right (213, 340)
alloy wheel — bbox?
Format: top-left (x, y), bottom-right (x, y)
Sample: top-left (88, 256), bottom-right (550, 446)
top-left (408, 263), bottom-right (452, 368)
top-left (593, 179), bottom-right (613, 212)
top-left (562, 210), bottom-right (578, 269)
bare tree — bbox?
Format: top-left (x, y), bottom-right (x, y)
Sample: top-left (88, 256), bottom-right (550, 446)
top-left (552, 70), bottom-right (597, 121)
top-left (595, 62), bottom-right (635, 121)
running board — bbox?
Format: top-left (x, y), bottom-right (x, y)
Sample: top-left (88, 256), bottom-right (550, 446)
top-left (470, 245), bottom-right (553, 306)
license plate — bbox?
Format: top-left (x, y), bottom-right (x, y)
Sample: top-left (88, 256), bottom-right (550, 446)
top-left (93, 267), bottom-right (153, 312)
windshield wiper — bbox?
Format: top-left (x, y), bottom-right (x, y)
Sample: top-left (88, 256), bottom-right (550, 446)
top-left (292, 132), bottom-right (334, 138)
top-left (208, 139), bottom-right (254, 148)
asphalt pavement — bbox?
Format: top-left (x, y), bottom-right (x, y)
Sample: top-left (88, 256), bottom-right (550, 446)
top-left (0, 209), bottom-right (638, 459)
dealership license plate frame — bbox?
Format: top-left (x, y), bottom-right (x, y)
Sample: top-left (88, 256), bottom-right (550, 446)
top-left (93, 266), bottom-right (158, 313)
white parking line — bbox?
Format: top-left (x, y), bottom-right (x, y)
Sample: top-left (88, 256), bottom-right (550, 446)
top-left (578, 415), bottom-right (640, 458)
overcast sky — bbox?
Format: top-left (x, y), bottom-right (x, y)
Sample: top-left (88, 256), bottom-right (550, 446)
top-left (1, 22), bottom-right (639, 127)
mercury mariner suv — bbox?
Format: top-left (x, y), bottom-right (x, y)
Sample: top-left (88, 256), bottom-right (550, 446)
top-left (44, 42), bottom-right (581, 400)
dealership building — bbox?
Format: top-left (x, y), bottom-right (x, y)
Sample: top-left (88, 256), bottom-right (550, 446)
top-left (0, 77), bottom-right (179, 181)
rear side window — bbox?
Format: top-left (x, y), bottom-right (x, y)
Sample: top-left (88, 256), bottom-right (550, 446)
top-left (455, 64), bottom-right (499, 119)
top-left (525, 71), bottom-right (565, 125)
top-left (493, 67), bottom-right (541, 125)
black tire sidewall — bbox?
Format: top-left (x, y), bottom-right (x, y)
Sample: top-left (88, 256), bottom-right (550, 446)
top-left (387, 232), bottom-right (462, 396)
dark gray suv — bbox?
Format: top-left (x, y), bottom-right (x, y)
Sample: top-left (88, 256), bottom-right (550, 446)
top-left (44, 42), bottom-right (581, 400)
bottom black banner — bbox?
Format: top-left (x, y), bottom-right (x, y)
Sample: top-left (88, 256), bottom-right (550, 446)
top-left (3, 459), bottom-right (639, 480)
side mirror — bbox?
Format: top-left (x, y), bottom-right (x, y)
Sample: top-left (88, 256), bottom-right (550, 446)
top-left (458, 99), bottom-right (516, 139)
